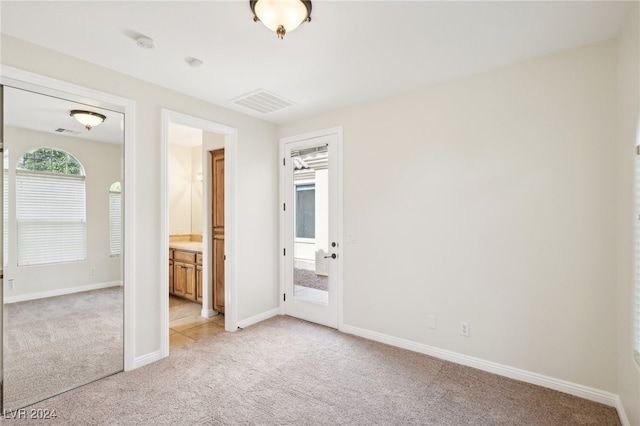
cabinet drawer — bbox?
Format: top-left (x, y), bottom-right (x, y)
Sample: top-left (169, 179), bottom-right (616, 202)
top-left (169, 249), bottom-right (174, 260)
top-left (174, 250), bottom-right (196, 263)
top-left (196, 253), bottom-right (203, 265)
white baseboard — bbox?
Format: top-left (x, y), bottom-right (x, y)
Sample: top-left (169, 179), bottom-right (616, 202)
top-left (133, 350), bottom-right (163, 370)
top-left (237, 307), bottom-right (280, 329)
top-left (340, 324), bottom-right (622, 410)
top-left (4, 280), bottom-right (123, 304)
top-left (201, 308), bottom-right (219, 318)
top-left (615, 395), bottom-right (631, 426)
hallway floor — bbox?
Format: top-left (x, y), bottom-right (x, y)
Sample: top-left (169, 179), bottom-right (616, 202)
top-left (169, 296), bottom-right (225, 350)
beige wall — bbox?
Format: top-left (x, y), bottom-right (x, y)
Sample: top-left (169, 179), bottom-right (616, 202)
top-left (280, 40), bottom-right (619, 392)
top-left (616, 4), bottom-right (640, 425)
top-left (167, 143), bottom-right (205, 236)
top-left (4, 126), bottom-right (122, 298)
top-left (191, 145), bottom-right (203, 235)
top-left (168, 143), bottom-right (192, 235)
top-left (0, 34), bottom-right (280, 357)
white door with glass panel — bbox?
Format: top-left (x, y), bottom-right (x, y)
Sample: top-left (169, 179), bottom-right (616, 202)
top-left (282, 131), bottom-right (340, 328)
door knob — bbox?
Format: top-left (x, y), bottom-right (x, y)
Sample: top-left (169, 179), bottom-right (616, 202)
top-left (324, 253), bottom-right (337, 259)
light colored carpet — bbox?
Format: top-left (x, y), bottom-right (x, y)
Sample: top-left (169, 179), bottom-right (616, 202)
top-left (3, 287), bottom-right (123, 410)
top-left (1, 315), bottom-right (620, 425)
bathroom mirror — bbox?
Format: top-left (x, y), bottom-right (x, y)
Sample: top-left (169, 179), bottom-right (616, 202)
top-left (1, 85), bottom-right (124, 410)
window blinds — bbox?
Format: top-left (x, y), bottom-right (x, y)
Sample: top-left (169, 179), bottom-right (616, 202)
top-left (109, 191), bottom-right (122, 256)
top-left (16, 171), bottom-right (86, 266)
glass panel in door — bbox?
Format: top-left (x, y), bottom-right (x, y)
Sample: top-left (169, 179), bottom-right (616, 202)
top-left (292, 146), bottom-right (329, 305)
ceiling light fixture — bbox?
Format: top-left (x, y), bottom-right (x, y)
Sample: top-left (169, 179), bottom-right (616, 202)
top-left (250, 0), bottom-right (311, 39)
top-left (70, 110), bottom-right (106, 131)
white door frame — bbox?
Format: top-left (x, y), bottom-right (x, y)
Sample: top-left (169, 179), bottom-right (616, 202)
top-left (160, 110), bottom-right (238, 357)
top-left (279, 126), bottom-right (344, 329)
top-left (0, 65), bottom-right (137, 370)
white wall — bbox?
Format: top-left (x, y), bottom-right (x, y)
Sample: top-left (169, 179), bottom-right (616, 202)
top-left (279, 40), bottom-right (619, 393)
top-left (0, 34), bottom-right (280, 358)
top-left (191, 145), bottom-right (203, 235)
top-left (168, 143), bottom-right (192, 235)
top-left (616, 4), bottom-right (640, 425)
top-left (3, 127), bottom-right (122, 298)
top-left (168, 143), bottom-right (205, 236)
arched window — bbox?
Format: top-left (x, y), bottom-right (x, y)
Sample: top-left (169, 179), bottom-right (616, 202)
top-left (16, 148), bottom-right (86, 266)
top-left (109, 182), bottom-right (122, 256)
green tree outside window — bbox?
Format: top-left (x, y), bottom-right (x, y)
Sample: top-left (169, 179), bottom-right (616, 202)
top-left (17, 148), bottom-right (83, 175)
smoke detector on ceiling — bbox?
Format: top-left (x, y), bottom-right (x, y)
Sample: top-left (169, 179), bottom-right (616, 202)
top-left (136, 36), bottom-right (156, 49)
top-left (186, 57), bottom-right (204, 68)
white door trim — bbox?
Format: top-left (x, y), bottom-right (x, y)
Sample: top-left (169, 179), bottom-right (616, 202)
top-left (160, 110), bottom-right (238, 358)
top-left (279, 126), bottom-right (344, 329)
top-left (1, 65), bottom-right (137, 371)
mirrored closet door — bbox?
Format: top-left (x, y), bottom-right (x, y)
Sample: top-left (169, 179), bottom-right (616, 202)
top-left (1, 85), bottom-right (124, 410)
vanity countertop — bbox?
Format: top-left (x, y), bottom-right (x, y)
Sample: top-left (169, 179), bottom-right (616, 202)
top-left (169, 241), bottom-right (203, 252)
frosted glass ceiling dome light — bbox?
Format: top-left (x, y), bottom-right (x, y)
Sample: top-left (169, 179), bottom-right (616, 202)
top-left (251, 0), bottom-right (312, 39)
top-left (70, 110), bottom-right (106, 131)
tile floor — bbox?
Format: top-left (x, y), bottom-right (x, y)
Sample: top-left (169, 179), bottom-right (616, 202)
top-left (169, 296), bottom-right (225, 350)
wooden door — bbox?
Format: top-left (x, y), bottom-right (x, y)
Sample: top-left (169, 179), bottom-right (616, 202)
top-left (212, 149), bottom-right (225, 313)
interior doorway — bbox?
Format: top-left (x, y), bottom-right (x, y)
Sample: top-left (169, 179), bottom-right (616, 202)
top-left (161, 110), bottom-right (237, 357)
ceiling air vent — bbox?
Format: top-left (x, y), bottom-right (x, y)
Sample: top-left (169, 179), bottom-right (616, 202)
top-left (55, 128), bottom-right (81, 136)
top-left (230, 89), bottom-right (294, 114)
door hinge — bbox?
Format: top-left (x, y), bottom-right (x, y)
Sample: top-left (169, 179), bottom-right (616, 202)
top-left (283, 203), bottom-right (286, 211)
top-left (283, 293), bottom-right (286, 302)
top-left (283, 248), bottom-right (286, 256)
top-left (636, 145), bottom-right (640, 156)
top-left (283, 158), bottom-right (286, 166)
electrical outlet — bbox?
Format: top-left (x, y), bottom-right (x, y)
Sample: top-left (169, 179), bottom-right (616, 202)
top-left (9, 279), bottom-right (14, 290)
top-left (90, 268), bottom-right (96, 276)
top-left (427, 315), bottom-right (436, 329)
top-left (460, 321), bottom-right (470, 337)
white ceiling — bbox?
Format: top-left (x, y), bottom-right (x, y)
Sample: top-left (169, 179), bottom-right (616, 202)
top-left (0, 1), bottom-right (635, 125)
